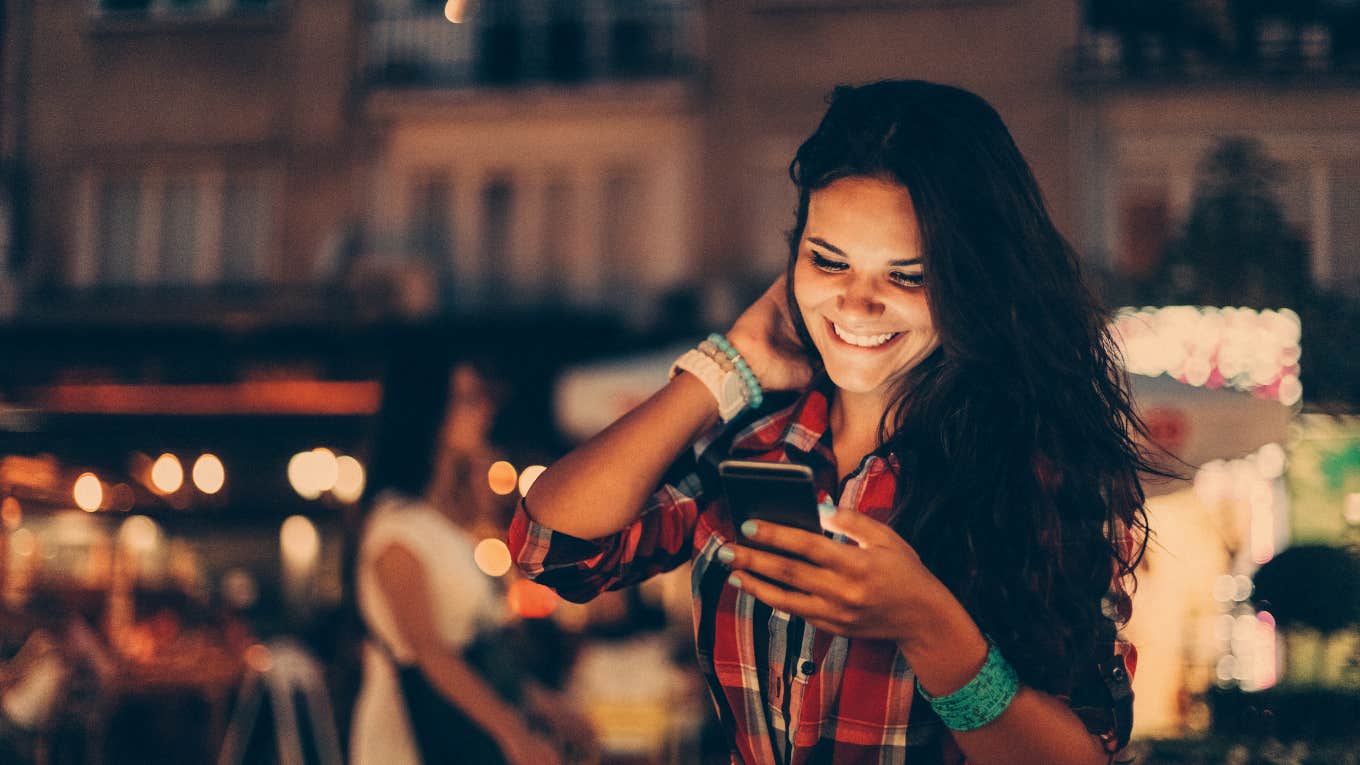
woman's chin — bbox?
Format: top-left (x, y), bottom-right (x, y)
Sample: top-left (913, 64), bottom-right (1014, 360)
top-left (822, 366), bottom-right (893, 397)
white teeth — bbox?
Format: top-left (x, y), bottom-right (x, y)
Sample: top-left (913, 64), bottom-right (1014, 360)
top-left (832, 323), bottom-right (898, 347)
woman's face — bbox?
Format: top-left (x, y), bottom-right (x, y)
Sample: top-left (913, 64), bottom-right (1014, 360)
top-left (792, 175), bottom-right (941, 400)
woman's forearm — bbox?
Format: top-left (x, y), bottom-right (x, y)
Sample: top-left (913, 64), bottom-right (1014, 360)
top-left (416, 650), bottom-right (534, 750)
top-left (899, 602), bottom-right (1111, 765)
top-left (522, 372), bottom-right (720, 540)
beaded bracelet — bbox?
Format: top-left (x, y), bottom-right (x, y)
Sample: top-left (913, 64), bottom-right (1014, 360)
top-left (706, 333), bottom-right (764, 409)
top-left (916, 643), bottom-right (1019, 732)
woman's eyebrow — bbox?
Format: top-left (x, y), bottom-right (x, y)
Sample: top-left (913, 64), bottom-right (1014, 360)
top-left (807, 236), bottom-right (921, 266)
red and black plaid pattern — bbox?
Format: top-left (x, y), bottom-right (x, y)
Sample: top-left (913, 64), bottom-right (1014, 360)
top-left (510, 379), bottom-right (1135, 764)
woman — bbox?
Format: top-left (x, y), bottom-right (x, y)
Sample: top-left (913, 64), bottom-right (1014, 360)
top-left (351, 351), bottom-right (591, 765)
top-left (511, 80), bottom-right (1151, 764)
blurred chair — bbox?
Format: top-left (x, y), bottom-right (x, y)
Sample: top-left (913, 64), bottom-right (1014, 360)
top-left (217, 639), bottom-right (342, 765)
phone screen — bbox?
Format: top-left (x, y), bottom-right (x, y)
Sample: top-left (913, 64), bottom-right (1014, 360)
top-left (718, 460), bottom-right (822, 548)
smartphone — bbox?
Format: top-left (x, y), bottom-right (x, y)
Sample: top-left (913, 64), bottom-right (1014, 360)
top-left (718, 460), bottom-right (822, 548)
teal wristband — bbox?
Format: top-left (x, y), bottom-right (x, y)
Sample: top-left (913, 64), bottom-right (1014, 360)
top-left (707, 333), bottom-right (764, 409)
top-left (916, 643), bottom-right (1019, 732)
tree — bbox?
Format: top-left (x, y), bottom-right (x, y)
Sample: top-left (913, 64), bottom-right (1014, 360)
top-left (1149, 137), bottom-right (1312, 310)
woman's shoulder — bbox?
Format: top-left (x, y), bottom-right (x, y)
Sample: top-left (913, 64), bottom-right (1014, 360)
top-left (362, 495), bottom-right (474, 559)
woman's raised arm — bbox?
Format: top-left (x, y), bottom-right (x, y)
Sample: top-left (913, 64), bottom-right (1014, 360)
top-left (523, 277), bottom-right (812, 541)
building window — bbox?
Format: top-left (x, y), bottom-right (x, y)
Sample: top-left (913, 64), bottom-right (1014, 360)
top-left (481, 175), bottom-right (514, 305)
top-left (81, 170), bottom-right (272, 288)
top-left (541, 175), bottom-right (571, 305)
top-left (161, 179), bottom-right (201, 285)
top-left (97, 179), bottom-right (141, 285)
top-left (221, 177), bottom-right (271, 283)
top-left (603, 167), bottom-right (644, 300)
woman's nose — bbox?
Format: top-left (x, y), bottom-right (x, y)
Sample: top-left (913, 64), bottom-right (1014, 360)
top-left (836, 276), bottom-right (885, 317)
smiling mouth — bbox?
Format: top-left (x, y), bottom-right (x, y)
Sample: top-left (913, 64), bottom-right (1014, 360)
top-left (828, 320), bottom-right (901, 349)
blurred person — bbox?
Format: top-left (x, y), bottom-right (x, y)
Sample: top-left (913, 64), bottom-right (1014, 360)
top-left (0, 611), bottom-right (115, 765)
top-left (350, 348), bottom-right (594, 765)
top-left (512, 81), bottom-right (1160, 765)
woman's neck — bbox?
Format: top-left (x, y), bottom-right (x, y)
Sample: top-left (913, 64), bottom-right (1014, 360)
top-left (828, 387), bottom-right (891, 476)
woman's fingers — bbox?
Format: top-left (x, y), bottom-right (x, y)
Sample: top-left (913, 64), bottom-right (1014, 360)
top-left (738, 520), bottom-right (858, 570)
top-left (725, 568), bottom-right (837, 625)
top-left (818, 506), bottom-right (904, 550)
top-left (721, 542), bottom-right (835, 595)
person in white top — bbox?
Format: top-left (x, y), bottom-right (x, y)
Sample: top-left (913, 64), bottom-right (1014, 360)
top-left (349, 352), bottom-right (592, 765)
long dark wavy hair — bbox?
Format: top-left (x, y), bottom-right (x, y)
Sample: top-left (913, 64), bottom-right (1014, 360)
top-left (784, 81), bottom-right (1157, 693)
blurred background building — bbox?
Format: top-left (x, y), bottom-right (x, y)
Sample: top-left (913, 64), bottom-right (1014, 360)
top-left (2, 0), bottom-right (1359, 763)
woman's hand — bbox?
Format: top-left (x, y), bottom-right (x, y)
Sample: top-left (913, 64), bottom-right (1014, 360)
top-left (726, 275), bottom-right (816, 393)
top-left (719, 508), bottom-right (964, 649)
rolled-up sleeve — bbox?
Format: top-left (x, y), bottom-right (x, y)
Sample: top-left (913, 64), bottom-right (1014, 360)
top-left (508, 460), bottom-right (706, 603)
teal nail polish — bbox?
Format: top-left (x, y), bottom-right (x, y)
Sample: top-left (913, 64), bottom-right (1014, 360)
top-left (717, 546), bottom-right (735, 564)
top-left (728, 573), bottom-right (743, 589)
top-left (741, 519), bottom-right (758, 537)
top-left (818, 499), bottom-right (837, 519)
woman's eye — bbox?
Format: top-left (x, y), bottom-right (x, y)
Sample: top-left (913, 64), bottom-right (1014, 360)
top-left (890, 271), bottom-right (925, 287)
top-left (809, 252), bottom-right (847, 272)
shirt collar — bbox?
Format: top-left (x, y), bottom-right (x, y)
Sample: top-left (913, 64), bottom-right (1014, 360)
top-left (729, 373), bottom-right (901, 475)
top-left (729, 373), bottom-right (838, 465)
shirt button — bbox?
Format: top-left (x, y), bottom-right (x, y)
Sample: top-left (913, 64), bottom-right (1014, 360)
top-left (800, 660), bottom-right (817, 676)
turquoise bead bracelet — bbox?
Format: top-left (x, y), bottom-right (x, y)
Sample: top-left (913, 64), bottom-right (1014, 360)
top-left (916, 643), bottom-right (1019, 732)
top-left (707, 333), bottom-right (764, 409)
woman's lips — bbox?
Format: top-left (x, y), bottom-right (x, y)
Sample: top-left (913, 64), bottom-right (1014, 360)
top-left (825, 318), bottom-right (903, 350)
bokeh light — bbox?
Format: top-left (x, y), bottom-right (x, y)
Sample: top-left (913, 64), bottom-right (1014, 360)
top-left (444, 0), bottom-right (469, 24)
top-left (288, 451), bottom-right (324, 500)
top-left (507, 579), bottom-right (558, 618)
top-left (280, 515), bottom-right (321, 565)
top-left (310, 448), bottom-right (340, 492)
top-left (109, 483), bottom-right (137, 513)
top-left (1, 497), bottom-right (21, 530)
top-left (120, 515), bottom-right (161, 554)
top-left (151, 453), bottom-right (184, 494)
top-left (474, 538), bottom-right (513, 577)
top-left (333, 455), bottom-right (366, 503)
top-left (74, 472), bottom-right (103, 512)
top-left (244, 643), bottom-right (273, 673)
top-left (11, 527), bottom-right (35, 557)
top-left (192, 454), bottom-right (226, 494)
top-left (222, 568), bottom-right (260, 610)
top-left (518, 464), bottom-right (546, 497)
top-left (488, 461), bottom-right (518, 496)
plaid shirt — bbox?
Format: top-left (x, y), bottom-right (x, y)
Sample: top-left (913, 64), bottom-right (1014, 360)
top-left (510, 378), bottom-right (1136, 764)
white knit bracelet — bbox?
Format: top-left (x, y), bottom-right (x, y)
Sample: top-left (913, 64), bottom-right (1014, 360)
top-left (671, 348), bottom-right (748, 422)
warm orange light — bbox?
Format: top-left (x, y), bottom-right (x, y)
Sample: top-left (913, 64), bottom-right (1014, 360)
top-left (109, 483), bottom-right (137, 513)
top-left (74, 472), bottom-right (103, 512)
top-left (507, 579), bottom-right (558, 619)
top-left (487, 461), bottom-right (518, 496)
top-left (310, 448), bottom-right (339, 492)
top-left (518, 465), bottom-right (546, 497)
top-left (244, 643), bottom-right (274, 673)
top-left (10, 527), bottom-right (35, 557)
top-left (445, 0), bottom-right (469, 23)
top-left (288, 452), bottom-right (323, 500)
top-left (150, 453), bottom-right (184, 494)
top-left (192, 454), bottom-right (226, 494)
top-left (280, 515), bottom-right (320, 566)
top-left (332, 456), bottom-right (366, 503)
top-left (120, 515), bottom-right (160, 554)
top-left (1, 497), bottom-right (21, 529)
top-left (474, 538), bottom-right (513, 577)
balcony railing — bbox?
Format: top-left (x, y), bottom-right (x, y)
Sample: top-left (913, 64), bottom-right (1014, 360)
top-left (364, 1), bottom-right (698, 89)
top-left (1068, 2), bottom-right (1360, 88)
